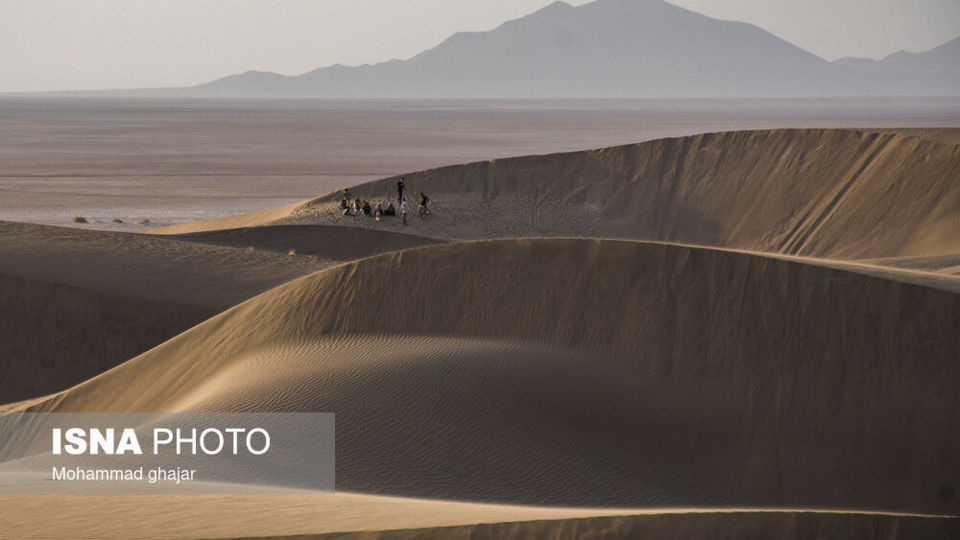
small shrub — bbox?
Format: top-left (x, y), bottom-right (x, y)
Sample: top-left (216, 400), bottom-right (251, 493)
top-left (139, 219), bottom-right (151, 225)
top-left (73, 216), bottom-right (88, 224)
top-left (112, 218), bottom-right (123, 224)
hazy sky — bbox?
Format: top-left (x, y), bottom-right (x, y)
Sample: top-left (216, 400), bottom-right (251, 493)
top-left (2, 0), bottom-right (959, 92)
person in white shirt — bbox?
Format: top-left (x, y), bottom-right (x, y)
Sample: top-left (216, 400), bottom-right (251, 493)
top-left (401, 199), bottom-right (410, 225)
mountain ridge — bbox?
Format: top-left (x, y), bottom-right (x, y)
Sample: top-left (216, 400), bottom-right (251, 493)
top-left (12, 0), bottom-right (959, 98)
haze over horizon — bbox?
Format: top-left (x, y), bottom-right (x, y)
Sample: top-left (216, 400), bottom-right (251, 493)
top-left (2, 0), bottom-right (960, 93)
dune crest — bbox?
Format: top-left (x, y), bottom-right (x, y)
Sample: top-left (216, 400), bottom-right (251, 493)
top-left (294, 129), bottom-right (960, 259)
top-left (148, 129), bottom-right (960, 261)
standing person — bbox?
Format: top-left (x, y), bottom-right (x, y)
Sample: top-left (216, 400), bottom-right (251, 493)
top-left (397, 177), bottom-right (405, 203)
top-left (418, 192), bottom-right (431, 218)
top-left (401, 198), bottom-right (410, 225)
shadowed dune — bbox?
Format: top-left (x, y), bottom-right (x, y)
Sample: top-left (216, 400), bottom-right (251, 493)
top-left (0, 221), bottom-right (326, 402)
top-left (235, 511), bottom-right (960, 540)
top-left (163, 224), bottom-right (444, 260)
top-left (10, 239), bottom-right (960, 515)
top-left (0, 222), bottom-right (445, 403)
top-left (146, 129), bottom-right (960, 261)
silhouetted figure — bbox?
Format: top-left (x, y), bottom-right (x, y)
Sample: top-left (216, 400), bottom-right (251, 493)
top-left (362, 200), bottom-right (371, 216)
top-left (397, 177), bottom-right (405, 202)
top-left (418, 192), bottom-right (431, 218)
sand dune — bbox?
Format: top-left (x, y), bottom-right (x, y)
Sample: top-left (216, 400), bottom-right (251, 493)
top-left (236, 510), bottom-right (958, 540)
top-left (10, 239), bottom-right (959, 516)
top-left (0, 221), bottom-right (326, 403)
top-left (288, 128), bottom-right (960, 259)
top-left (865, 252), bottom-right (960, 275)
top-left (0, 221), bottom-right (326, 308)
top-left (7, 127), bottom-right (960, 538)
top-left (0, 222), bottom-right (444, 404)
top-left (144, 200), bottom-right (308, 236)
top-left (2, 494), bottom-right (953, 540)
top-left (0, 496), bottom-right (954, 540)
top-left (163, 224), bottom-right (444, 260)
top-left (146, 129), bottom-right (960, 261)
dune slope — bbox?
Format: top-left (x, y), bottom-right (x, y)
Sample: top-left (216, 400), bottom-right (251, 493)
top-left (0, 222), bottom-right (444, 403)
top-left (161, 224), bottom-right (444, 260)
top-left (0, 496), bottom-right (955, 540)
top-left (241, 511), bottom-right (959, 540)
top-left (153, 129), bottom-right (960, 260)
top-left (144, 199), bottom-right (308, 236)
top-left (0, 221), bottom-right (326, 402)
top-left (3, 494), bottom-right (954, 540)
top-left (11, 239), bottom-right (959, 515)
top-left (864, 252), bottom-right (960, 276)
top-left (296, 128), bottom-right (960, 259)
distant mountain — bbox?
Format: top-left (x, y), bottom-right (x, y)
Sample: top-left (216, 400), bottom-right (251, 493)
top-left (38, 0), bottom-right (960, 98)
top-left (193, 0), bottom-right (849, 98)
top-left (833, 36), bottom-right (960, 93)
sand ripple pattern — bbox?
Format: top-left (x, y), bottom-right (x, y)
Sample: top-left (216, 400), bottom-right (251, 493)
top-left (6, 239), bottom-right (958, 513)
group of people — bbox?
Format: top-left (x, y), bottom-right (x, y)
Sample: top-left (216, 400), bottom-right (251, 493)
top-left (339, 177), bottom-right (431, 225)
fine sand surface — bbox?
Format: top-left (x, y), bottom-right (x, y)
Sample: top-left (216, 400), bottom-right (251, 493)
top-left (864, 252), bottom-right (960, 276)
top-left (0, 221), bottom-right (440, 402)
top-left (4, 127), bottom-right (960, 538)
top-left (8, 240), bottom-right (960, 514)
top-left (0, 221), bottom-right (419, 403)
top-left (235, 511), bottom-right (959, 540)
top-left (0, 495), bottom-right (955, 540)
top-left (161, 224), bottom-right (444, 260)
